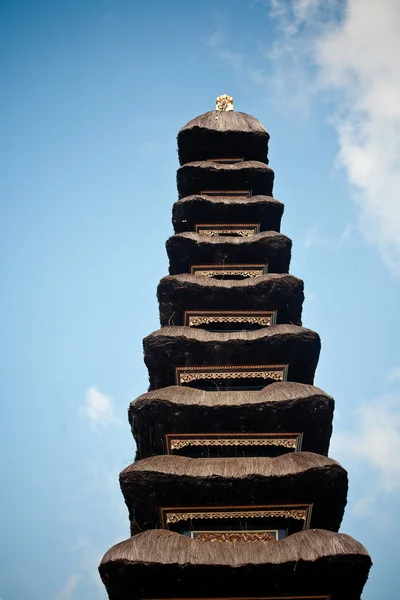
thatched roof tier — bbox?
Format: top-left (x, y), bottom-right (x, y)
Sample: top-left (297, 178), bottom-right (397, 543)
top-left (99, 529), bottom-right (371, 600)
top-left (129, 382), bottom-right (334, 458)
top-left (143, 325), bottom-right (320, 390)
top-left (172, 194), bottom-right (284, 233)
top-left (166, 231), bottom-right (291, 275)
top-left (177, 110), bottom-right (270, 165)
top-left (120, 453), bottom-right (347, 534)
top-left (177, 161), bottom-right (274, 199)
top-left (157, 273), bottom-right (304, 326)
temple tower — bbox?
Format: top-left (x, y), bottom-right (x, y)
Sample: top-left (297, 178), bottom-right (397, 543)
top-left (99, 96), bottom-right (372, 600)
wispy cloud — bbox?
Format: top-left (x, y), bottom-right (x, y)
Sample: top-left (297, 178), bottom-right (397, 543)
top-left (81, 386), bottom-right (121, 429)
top-left (54, 574), bottom-right (81, 600)
top-left (330, 393), bottom-right (400, 515)
top-left (266, 0), bottom-right (400, 273)
top-left (315, 0), bottom-right (400, 274)
top-left (387, 367), bottom-right (400, 383)
top-left (203, 11), bottom-right (229, 48)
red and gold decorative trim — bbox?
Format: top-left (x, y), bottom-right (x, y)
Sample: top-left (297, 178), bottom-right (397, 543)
top-left (184, 310), bottom-right (277, 328)
top-left (143, 594), bottom-right (330, 600)
top-left (175, 364), bottom-right (288, 386)
top-left (195, 223), bottom-right (260, 237)
top-left (199, 190), bottom-right (252, 197)
top-left (206, 158), bottom-right (244, 164)
top-left (190, 530), bottom-right (278, 542)
top-left (161, 504), bottom-right (313, 529)
top-left (190, 264), bottom-right (267, 278)
top-left (165, 432), bottom-right (303, 454)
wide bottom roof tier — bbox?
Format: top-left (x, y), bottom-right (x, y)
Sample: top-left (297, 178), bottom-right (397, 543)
top-left (166, 230), bottom-right (291, 275)
top-left (143, 325), bottom-right (320, 389)
top-left (119, 453), bottom-right (347, 534)
top-left (172, 194), bottom-right (284, 233)
top-left (157, 273), bottom-right (304, 326)
top-left (129, 382), bottom-right (334, 458)
top-left (99, 529), bottom-right (371, 600)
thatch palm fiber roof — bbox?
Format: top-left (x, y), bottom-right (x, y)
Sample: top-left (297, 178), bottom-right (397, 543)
top-left (157, 273), bottom-right (304, 326)
top-left (143, 325), bottom-right (320, 389)
top-left (166, 230), bottom-right (291, 275)
top-left (99, 529), bottom-right (371, 600)
top-left (119, 453), bottom-right (347, 533)
top-left (177, 161), bottom-right (274, 199)
top-left (177, 110), bottom-right (270, 165)
top-left (129, 382), bottom-right (334, 458)
top-left (172, 194), bottom-right (284, 233)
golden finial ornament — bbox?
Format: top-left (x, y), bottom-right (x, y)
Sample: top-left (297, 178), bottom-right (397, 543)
top-left (216, 94), bottom-right (234, 111)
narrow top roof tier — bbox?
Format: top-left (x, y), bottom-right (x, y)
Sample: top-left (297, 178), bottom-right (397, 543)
top-left (179, 110), bottom-right (269, 135)
top-left (178, 110), bottom-right (270, 165)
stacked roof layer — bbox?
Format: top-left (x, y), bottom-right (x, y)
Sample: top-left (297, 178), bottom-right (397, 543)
top-left (99, 103), bottom-right (371, 600)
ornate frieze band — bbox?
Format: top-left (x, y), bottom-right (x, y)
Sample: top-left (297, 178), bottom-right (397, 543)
top-left (166, 432), bottom-right (302, 453)
top-left (206, 158), bottom-right (244, 164)
top-left (143, 595), bottom-right (330, 600)
top-left (199, 229), bottom-right (255, 237)
top-left (191, 264), bottom-right (267, 278)
top-left (196, 223), bottom-right (260, 237)
top-left (200, 189), bottom-right (252, 197)
top-left (190, 530), bottom-right (278, 542)
top-left (184, 310), bottom-right (277, 329)
top-left (175, 364), bottom-right (288, 386)
top-left (162, 504), bottom-right (311, 526)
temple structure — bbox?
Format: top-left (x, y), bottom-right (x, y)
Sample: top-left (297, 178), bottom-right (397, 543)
top-left (99, 95), bottom-right (372, 600)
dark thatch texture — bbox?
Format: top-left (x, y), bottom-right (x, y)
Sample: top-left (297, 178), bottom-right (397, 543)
top-left (129, 382), bottom-right (334, 458)
top-left (177, 161), bottom-right (274, 199)
top-left (172, 194), bottom-right (284, 233)
top-left (177, 110), bottom-right (270, 165)
top-left (143, 325), bottom-right (320, 390)
top-left (157, 273), bottom-right (304, 326)
top-left (99, 529), bottom-right (371, 600)
top-left (166, 231), bottom-right (291, 275)
top-left (120, 453), bottom-right (347, 534)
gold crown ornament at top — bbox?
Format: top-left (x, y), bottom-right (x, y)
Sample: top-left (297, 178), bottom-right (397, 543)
top-left (216, 94), bottom-right (234, 111)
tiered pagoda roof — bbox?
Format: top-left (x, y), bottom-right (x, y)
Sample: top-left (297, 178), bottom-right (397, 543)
top-left (99, 95), bottom-right (371, 600)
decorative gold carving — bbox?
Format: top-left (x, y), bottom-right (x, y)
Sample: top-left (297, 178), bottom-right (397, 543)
top-left (143, 596), bottom-right (329, 600)
top-left (199, 229), bottom-right (255, 237)
top-left (188, 315), bottom-right (271, 327)
top-left (216, 94), bottom-right (234, 111)
top-left (165, 508), bottom-right (307, 524)
top-left (192, 531), bottom-right (277, 542)
top-left (194, 269), bottom-right (264, 278)
top-left (178, 370), bottom-right (285, 384)
top-left (170, 437), bottom-right (296, 451)
top-left (200, 189), bottom-right (251, 197)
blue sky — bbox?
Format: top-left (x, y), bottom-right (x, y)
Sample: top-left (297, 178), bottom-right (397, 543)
top-left (1, 1), bottom-right (399, 598)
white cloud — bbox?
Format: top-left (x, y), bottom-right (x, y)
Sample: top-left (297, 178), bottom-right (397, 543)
top-left (330, 394), bottom-right (400, 506)
top-left (267, 0), bottom-right (400, 273)
top-left (314, 0), bottom-right (400, 273)
top-left (54, 574), bottom-right (81, 600)
top-left (81, 386), bottom-right (121, 429)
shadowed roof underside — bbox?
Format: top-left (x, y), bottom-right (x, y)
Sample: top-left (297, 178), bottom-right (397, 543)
top-left (178, 111), bottom-right (270, 165)
top-left (166, 230), bottom-right (291, 275)
top-left (177, 161), bottom-right (274, 198)
top-left (129, 382), bottom-right (334, 458)
top-left (157, 273), bottom-right (303, 326)
top-left (143, 325), bottom-right (321, 390)
top-left (172, 194), bottom-right (284, 233)
top-left (99, 529), bottom-right (371, 600)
